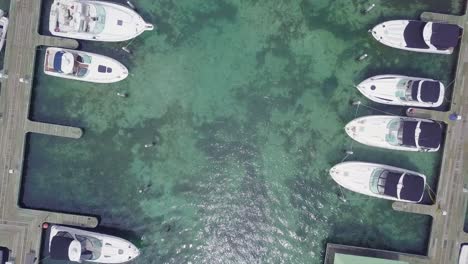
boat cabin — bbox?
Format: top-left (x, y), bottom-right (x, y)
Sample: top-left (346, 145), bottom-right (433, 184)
top-left (370, 170), bottom-right (425, 202)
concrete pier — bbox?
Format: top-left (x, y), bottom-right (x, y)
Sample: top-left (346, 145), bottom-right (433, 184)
top-left (26, 120), bottom-right (83, 139)
top-left (0, 0), bottom-right (97, 263)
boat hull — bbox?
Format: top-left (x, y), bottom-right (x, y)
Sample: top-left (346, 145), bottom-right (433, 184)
top-left (345, 115), bottom-right (441, 152)
top-left (44, 47), bottom-right (128, 83)
top-left (330, 161), bottom-right (426, 203)
top-left (356, 74), bottom-right (445, 107)
top-left (371, 20), bottom-right (453, 54)
top-left (48, 225), bottom-right (140, 263)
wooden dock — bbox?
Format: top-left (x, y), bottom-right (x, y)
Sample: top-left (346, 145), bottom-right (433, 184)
top-left (331, 5), bottom-right (468, 264)
top-left (384, 8), bottom-right (468, 264)
top-left (0, 0), bottom-right (97, 263)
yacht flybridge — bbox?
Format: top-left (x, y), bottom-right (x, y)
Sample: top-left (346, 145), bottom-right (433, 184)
top-left (330, 162), bottom-right (426, 203)
top-left (345, 115), bottom-right (443, 152)
top-left (356, 75), bottom-right (445, 107)
top-left (46, 225), bottom-right (140, 263)
top-left (50, 0), bottom-right (154, 42)
top-left (371, 20), bottom-right (461, 54)
top-left (44, 47), bottom-right (128, 83)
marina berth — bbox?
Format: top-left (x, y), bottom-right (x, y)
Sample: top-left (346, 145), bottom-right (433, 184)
top-left (330, 162), bottom-right (426, 203)
top-left (345, 115), bottom-right (443, 152)
top-left (46, 225), bottom-right (140, 263)
top-left (356, 74), bottom-right (445, 107)
top-left (44, 47), bottom-right (128, 83)
top-left (371, 20), bottom-right (462, 54)
top-left (49, 0), bottom-right (154, 42)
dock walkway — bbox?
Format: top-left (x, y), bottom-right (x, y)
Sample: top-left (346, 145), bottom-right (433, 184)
top-left (0, 0), bottom-right (98, 263)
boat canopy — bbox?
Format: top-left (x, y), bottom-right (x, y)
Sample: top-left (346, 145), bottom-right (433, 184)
top-left (53, 51), bottom-right (74, 74)
top-left (402, 121), bottom-right (442, 148)
top-left (411, 80), bottom-right (441, 103)
top-left (419, 122), bottom-right (442, 148)
top-left (383, 172), bottom-right (425, 202)
top-left (430, 23), bottom-right (461, 50)
top-left (0, 247), bottom-right (9, 264)
top-left (404, 21), bottom-right (429, 49)
top-left (50, 236), bottom-right (82, 262)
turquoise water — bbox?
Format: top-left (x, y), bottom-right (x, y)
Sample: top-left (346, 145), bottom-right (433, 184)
top-left (20, 0), bottom-right (464, 263)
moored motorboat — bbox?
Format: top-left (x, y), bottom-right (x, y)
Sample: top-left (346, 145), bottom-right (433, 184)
top-left (371, 20), bottom-right (461, 54)
top-left (330, 161), bottom-right (426, 203)
top-left (44, 47), bottom-right (128, 83)
top-left (46, 224), bottom-right (140, 263)
top-left (49, 0), bottom-right (154, 42)
top-left (356, 74), bottom-right (445, 108)
top-left (345, 115), bottom-right (443, 152)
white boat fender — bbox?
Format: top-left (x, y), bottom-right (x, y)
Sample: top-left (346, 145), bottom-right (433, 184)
top-left (145, 23), bottom-right (155, 31)
top-left (357, 53), bottom-right (368, 61)
top-left (364, 4), bottom-right (375, 14)
top-left (126, 1), bottom-right (135, 9)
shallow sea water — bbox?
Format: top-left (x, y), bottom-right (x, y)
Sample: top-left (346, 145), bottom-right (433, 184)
top-left (19, 0), bottom-right (464, 263)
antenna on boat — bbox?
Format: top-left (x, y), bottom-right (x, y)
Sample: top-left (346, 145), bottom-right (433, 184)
top-left (363, 3), bottom-right (375, 14)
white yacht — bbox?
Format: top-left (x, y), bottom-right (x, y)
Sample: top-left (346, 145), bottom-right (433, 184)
top-left (47, 224), bottom-right (140, 263)
top-left (330, 162), bottom-right (426, 203)
top-left (49, 0), bottom-right (154, 42)
top-left (345, 115), bottom-right (443, 152)
top-left (371, 20), bottom-right (461, 54)
top-left (0, 10), bottom-right (8, 52)
top-left (44, 47), bottom-right (128, 83)
top-left (356, 75), bottom-right (445, 108)
top-left (460, 245), bottom-right (468, 264)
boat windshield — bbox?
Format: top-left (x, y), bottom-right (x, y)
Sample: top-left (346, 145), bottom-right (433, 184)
top-left (369, 169), bottom-right (386, 194)
top-left (75, 234), bottom-right (102, 261)
top-left (370, 170), bottom-right (405, 199)
top-left (396, 79), bottom-right (411, 101)
top-left (385, 119), bottom-right (403, 146)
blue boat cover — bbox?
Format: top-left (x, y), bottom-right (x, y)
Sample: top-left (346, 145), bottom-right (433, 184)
top-left (420, 81), bottom-right (441, 103)
top-left (411, 80), bottom-right (441, 103)
top-left (431, 23), bottom-right (461, 50)
top-left (383, 171), bottom-right (424, 202)
top-left (402, 121), bottom-right (418, 147)
top-left (50, 236), bottom-right (74, 260)
top-left (404, 21), bottom-right (429, 49)
top-left (53, 52), bottom-right (65, 73)
top-left (418, 121), bottom-right (442, 148)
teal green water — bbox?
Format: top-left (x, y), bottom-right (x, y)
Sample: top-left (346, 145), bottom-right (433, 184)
top-left (22, 0), bottom-right (464, 263)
